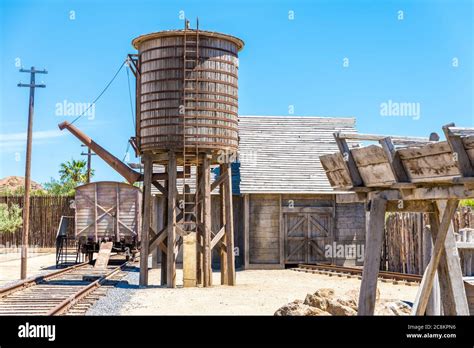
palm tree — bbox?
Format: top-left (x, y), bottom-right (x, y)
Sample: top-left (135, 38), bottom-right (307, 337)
top-left (59, 159), bottom-right (91, 184)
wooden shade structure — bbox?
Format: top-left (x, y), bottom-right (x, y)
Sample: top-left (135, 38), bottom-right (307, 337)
top-left (320, 123), bottom-right (474, 315)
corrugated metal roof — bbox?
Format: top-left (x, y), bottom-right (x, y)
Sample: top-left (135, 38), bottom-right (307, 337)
top-left (238, 116), bottom-right (358, 194)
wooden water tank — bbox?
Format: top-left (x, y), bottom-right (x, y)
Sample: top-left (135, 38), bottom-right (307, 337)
top-left (132, 29), bottom-right (244, 156)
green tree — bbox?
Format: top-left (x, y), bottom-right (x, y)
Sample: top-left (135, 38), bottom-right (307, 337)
top-left (59, 159), bottom-right (91, 184)
top-left (42, 158), bottom-right (94, 196)
top-left (43, 178), bottom-right (76, 196)
top-left (0, 203), bottom-right (23, 233)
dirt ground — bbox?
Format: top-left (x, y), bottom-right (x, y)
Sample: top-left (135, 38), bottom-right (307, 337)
top-left (0, 252), bottom-right (57, 286)
top-left (120, 267), bottom-right (419, 315)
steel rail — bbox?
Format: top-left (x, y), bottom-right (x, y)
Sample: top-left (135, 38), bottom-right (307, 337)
top-left (0, 261), bottom-right (89, 299)
top-left (47, 261), bottom-right (129, 316)
top-left (296, 263), bottom-right (422, 283)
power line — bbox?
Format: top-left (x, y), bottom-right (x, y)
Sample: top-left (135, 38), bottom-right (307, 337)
top-left (122, 141), bottom-right (131, 162)
top-left (126, 66), bottom-right (136, 132)
top-left (70, 59), bottom-right (126, 125)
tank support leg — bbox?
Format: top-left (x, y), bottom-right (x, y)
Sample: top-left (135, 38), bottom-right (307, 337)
top-left (139, 156), bottom-right (153, 287)
top-left (166, 151), bottom-right (177, 288)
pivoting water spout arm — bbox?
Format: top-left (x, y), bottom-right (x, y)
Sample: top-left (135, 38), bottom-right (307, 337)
top-left (58, 121), bottom-right (142, 184)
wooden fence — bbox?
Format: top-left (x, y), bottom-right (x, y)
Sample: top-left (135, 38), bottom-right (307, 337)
top-left (382, 207), bottom-right (473, 274)
top-left (0, 196), bottom-right (74, 248)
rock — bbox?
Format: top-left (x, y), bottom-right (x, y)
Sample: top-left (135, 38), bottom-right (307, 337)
top-left (336, 297), bottom-right (358, 311)
top-left (326, 299), bottom-right (357, 316)
top-left (304, 293), bottom-right (329, 311)
top-left (274, 300), bottom-right (330, 316)
top-left (314, 288), bottom-right (335, 299)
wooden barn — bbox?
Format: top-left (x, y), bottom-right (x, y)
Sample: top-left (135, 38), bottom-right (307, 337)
top-left (238, 116), bottom-right (366, 269)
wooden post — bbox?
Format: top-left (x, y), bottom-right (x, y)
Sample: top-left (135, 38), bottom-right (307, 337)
top-left (434, 200), bottom-right (469, 315)
top-left (166, 151), bottom-right (177, 288)
top-left (152, 196), bottom-right (164, 269)
top-left (196, 164), bottom-right (203, 286)
top-left (202, 155), bottom-right (212, 287)
top-left (334, 133), bottom-right (363, 187)
top-left (219, 165), bottom-right (228, 285)
top-left (18, 67), bottom-right (47, 280)
top-left (243, 194), bottom-right (250, 269)
top-left (422, 225), bottom-right (441, 315)
top-left (358, 197), bottom-right (387, 315)
top-left (183, 184), bottom-right (197, 287)
top-left (139, 156), bottom-right (153, 287)
top-left (411, 200), bottom-right (466, 315)
top-left (223, 163), bottom-right (236, 285)
top-left (379, 137), bottom-right (409, 182)
top-left (161, 171), bottom-right (168, 285)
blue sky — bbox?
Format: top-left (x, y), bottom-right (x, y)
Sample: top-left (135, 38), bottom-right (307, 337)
top-left (0, 0), bottom-right (472, 184)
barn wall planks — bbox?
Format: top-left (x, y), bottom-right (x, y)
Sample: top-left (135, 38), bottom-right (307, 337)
top-left (248, 194), bottom-right (281, 265)
top-left (333, 202), bottom-right (366, 266)
top-left (246, 193), bottom-right (366, 267)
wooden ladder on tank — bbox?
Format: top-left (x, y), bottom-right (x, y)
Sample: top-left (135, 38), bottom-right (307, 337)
top-left (180, 19), bottom-right (200, 235)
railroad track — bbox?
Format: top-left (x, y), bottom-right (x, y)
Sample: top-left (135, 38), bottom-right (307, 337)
top-left (0, 259), bottom-right (129, 316)
top-left (293, 264), bottom-right (422, 285)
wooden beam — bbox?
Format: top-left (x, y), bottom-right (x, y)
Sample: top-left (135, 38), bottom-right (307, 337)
top-left (243, 194), bottom-right (250, 270)
top-left (443, 123), bottom-right (474, 177)
top-left (223, 163), bottom-right (236, 286)
top-left (166, 151), bottom-right (177, 288)
top-left (279, 194), bottom-right (284, 267)
top-left (386, 200), bottom-right (435, 213)
top-left (211, 171), bottom-right (228, 192)
top-left (152, 180), bottom-right (167, 195)
top-left (358, 197), bottom-right (387, 315)
top-left (433, 200), bottom-right (470, 315)
top-left (337, 132), bottom-right (432, 145)
top-left (196, 164), bottom-right (203, 286)
top-left (334, 132), bottom-right (363, 187)
top-left (411, 199), bottom-right (459, 315)
top-left (422, 225), bottom-right (441, 315)
top-left (211, 227), bottom-right (225, 250)
top-left (161, 168), bottom-right (168, 286)
top-left (369, 186), bottom-right (474, 202)
top-left (219, 164), bottom-right (228, 285)
top-left (115, 183), bottom-right (120, 241)
top-left (150, 171), bottom-right (185, 182)
top-left (148, 226), bottom-right (167, 252)
top-left (183, 184), bottom-right (197, 287)
top-left (139, 156), bottom-right (153, 287)
top-left (379, 137), bottom-right (409, 182)
top-left (202, 155), bottom-right (212, 287)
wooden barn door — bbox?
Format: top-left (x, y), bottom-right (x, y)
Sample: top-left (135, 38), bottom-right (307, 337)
top-left (284, 212), bottom-right (332, 264)
top-left (307, 213), bottom-right (332, 263)
top-left (284, 213), bottom-right (307, 263)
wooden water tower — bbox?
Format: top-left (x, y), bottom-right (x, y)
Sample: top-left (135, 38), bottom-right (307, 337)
top-left (129, 21), bottom-right (244, 287)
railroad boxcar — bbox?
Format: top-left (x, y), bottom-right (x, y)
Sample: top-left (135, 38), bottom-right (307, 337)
top-left (74, 181), bottom-right (141, 260)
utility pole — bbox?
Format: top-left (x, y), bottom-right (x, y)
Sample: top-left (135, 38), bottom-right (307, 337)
top-left (18, 66), bottom-right (47, 279)
top-left (81, 145), bottom-right (95, 183)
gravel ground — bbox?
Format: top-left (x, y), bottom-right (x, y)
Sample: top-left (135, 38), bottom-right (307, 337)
top-left (116, 267), bottom-right (419, 315)
top-left (85, 264), bottom-right (140, 316)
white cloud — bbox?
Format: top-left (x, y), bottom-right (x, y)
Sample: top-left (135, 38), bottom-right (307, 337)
top-left (0, 129), bottom-right (66, 153)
